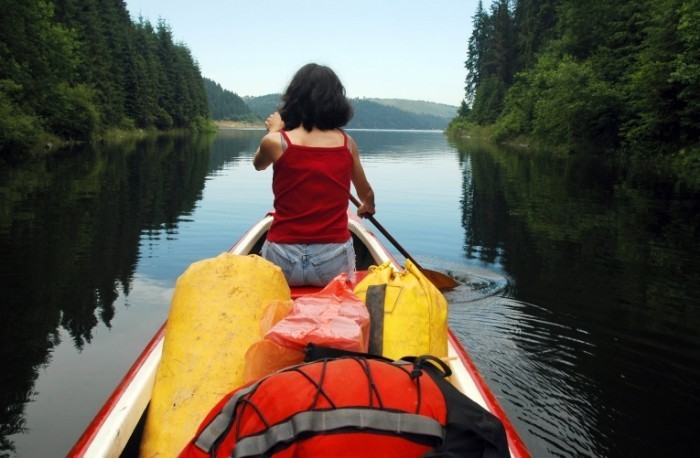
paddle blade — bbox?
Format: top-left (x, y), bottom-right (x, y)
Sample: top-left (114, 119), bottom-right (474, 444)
top-left (421, 268), bottom-right (460, 291)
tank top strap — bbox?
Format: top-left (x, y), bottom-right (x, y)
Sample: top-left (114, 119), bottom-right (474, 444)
top-left (340, 130), bottom-right (349, 151)
top-left (279, 129), bottom-right (348, 152)
top-left (280, 130), bottom-right (292, 152)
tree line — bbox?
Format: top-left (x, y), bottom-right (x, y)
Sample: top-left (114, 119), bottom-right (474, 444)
top-left (203, 78), bottom-right (257, 122)
top-left (452, 0), bottom-right (699, 159)
top-left (0, 0), bottom-right (212, 157)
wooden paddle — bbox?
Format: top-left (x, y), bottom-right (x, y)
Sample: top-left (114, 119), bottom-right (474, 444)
top-left (349, 194), bottom-right (459, 291)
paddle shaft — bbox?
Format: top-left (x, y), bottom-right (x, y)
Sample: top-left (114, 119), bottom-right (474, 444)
top-left (349, 194), bottom-right (459, 291)
top-left (348, 194), bottom-right (425, 269)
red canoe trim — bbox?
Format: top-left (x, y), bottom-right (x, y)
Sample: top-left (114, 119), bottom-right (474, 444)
top-left (447, 329), bottom-right (531, 458)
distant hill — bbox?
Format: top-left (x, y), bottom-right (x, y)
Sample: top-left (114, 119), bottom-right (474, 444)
top-left (365, 98), bottom-right (458, 119)
top-left (345, 99), bottom-right (447, 130)
top-left (243, 94), bottom-right (282, 120)
top-left (242, 94), bottom-right (456, 130)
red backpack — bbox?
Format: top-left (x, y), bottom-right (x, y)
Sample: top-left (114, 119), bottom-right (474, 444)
top-left (180, 346), bottom-right (509, 457)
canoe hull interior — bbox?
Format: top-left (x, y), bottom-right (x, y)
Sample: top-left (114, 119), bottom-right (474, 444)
top-left (68, 213), bottom-right (530, 458)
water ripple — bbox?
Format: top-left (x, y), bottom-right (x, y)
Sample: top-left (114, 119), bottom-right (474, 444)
top-left (445, 274), bottom-right (608, 457)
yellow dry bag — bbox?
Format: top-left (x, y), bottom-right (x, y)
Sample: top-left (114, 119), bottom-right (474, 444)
top-left (353, 259), bottom-right (448, 360)
top-left (140, 253), bottom-right (290, 457)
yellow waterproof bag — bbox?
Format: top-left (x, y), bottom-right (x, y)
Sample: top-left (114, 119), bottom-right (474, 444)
top-left (140, 253), bottom-right (290, 457)
top-left (353, 259), bottom-right (448, 360)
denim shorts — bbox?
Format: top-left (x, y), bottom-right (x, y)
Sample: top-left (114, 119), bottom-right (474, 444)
top-left (261, 238), bottom-right (356, 287)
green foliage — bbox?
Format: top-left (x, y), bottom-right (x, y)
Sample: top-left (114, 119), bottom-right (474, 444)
top-left (465, 1), bottom-right (487, 105)
top-left (464, 0), bottom-right (517, 120)
top-left (619, 0), bottom-right (685, 153)
top-left (529, 55), bottom-right (620, 152)
top-left (0, 0), bottom-right (211, 157)
top-left (0, 81), bottom-right (42, 154)
top-left (458, 100), bottom-right (471, 118)
top-left (190, 115), bottom-right (218, 133)
top-left (671, 0), bottom-right (700, 145)
top-left (447, 116), bottom-right (495, 140)
top-left (491, 74), bottom-right (535, 142)
top-left (155, 108), bottom-right (174, 130)
top-left (348, 99), bottom-right (451, 129)
top-left (456, 0), bottom-right (700, 158)
top-left (470, 75), bottom-right (507, 125)
top-left (674, 8), bottom-right (700, 95)
top-left (244, 94), bottom-right (283, 119)
top-left (204, 78), bottom-right (253, 120)
top-left (46, 83), bottom-right (99, 141)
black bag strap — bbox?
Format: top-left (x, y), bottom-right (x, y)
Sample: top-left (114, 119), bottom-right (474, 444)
top-left (400, 354), bottom-right (453, 378)
top-left (303, 342), bottom-right (393, 363)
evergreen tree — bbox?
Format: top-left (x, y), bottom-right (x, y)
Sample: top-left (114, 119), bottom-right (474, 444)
top-left (622, 0), bottom-right (685, 153)
top-left (204, 78), bottom-right (253, 120)
top-left (129, 17), bottom-right (162, 128)
top-left (672, 0), bottom-right (700, 145)
top-left (512, 0), bottom-right (558, 71)
top-left (465, 1), bottom-right (488, 107)
top-left (457, 0), bottom-right (699, 158)
top-left (1, 0), bottom-right (212, 155)
top-left (465, 0), bottom-right (517, 125)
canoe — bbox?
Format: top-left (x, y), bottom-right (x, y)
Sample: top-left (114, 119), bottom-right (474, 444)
top-left (69, 212), bottom-right (530, 457)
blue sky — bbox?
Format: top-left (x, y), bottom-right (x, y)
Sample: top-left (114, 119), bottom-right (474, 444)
top-left (124, 1), bottom-right (481, 107)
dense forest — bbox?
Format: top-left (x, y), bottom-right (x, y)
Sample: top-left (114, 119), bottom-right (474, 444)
top-left (0, 0), bottom-right (212, 157)
top-left (451, 0), bottom-right (699, 162)
top-left (243, 94), bottom-right (281, 122)
top-left (203, 78), bottom-right (255, 122)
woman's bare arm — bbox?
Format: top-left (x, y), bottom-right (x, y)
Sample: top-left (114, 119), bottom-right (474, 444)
top-left (348, 135), bottom-right (375, 216)
top-left (253, 113), bottom-right (285, 170)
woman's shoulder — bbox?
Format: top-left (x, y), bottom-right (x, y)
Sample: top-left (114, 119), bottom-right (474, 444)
top-left (344, 132), bottom-right (358, 151)
top-left (261, 130), bottom-right (284, 145)
top-left (260, 131), bottom-right (286, 157)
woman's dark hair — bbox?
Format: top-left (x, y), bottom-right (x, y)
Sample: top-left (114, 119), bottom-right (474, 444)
top-left (278, 63), bottom-right (354, 131)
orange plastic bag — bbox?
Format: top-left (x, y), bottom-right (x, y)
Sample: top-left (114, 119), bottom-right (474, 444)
top-left (243, 299), bottom-right (299, 383)
top-left (243, 339), bottom-right (305, 383)
top-left (259, 299), bottom-right (294, 334)
top-left (266, 274), bottom-right (370, 352)
top-left (243, 274), bottom-right (370, 382)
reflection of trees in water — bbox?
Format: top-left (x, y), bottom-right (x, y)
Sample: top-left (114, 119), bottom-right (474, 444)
top-left (0, 133), bottom-right (213, 452)
top-left (451, 138), bottom-right (700, 457)
top-left (455, 138), bottom-right (700, 317)
top-left (208, 129), bottom-right (263, 172)
top-left (455, 139), bottom-right (509, 266)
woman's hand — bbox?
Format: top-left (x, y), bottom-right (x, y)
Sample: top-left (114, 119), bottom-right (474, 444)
top-left (265, 112), bottom-right (285, 132)
top-left (355, 191), bottom-right (375, 218)
top-left (356, 201), bottom-right (375, 218)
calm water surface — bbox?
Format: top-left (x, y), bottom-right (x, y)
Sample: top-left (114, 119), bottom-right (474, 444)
top-left (1, 129), bottom-right (698, 457)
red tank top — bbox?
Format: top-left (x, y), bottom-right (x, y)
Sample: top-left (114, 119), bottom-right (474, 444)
top-left (267, 130), bottom-right (353, 243)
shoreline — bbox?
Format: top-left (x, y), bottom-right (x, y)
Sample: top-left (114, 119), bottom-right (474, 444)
top-left (214, 120), bottom-right (264, 129)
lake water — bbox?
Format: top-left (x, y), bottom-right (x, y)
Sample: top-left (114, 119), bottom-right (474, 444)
top-left (1, 129), bottom-right (698, 457)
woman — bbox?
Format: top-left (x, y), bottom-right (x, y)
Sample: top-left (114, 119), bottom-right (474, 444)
top-left (253, 63), bottom-right (375, 286)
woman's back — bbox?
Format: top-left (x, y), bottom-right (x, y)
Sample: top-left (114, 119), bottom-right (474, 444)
top-left (267, 129), bottom-right (353, 244)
